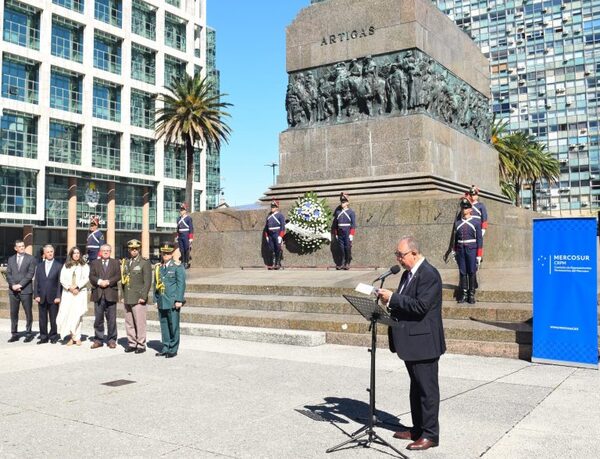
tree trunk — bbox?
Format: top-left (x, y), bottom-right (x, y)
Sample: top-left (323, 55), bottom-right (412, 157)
top-left (531, 179), bottom-right (538, 212)
top-left (185, 135), bottom-right (195, 212)
top-left (515, 181), bottom-right (522, 207)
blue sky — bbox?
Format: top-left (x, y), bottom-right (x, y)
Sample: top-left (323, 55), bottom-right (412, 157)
top-left (206, 0), bottom-right (310, 206)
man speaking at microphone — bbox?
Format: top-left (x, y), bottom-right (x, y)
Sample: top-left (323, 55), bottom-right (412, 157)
top-left (377, 236), bottom-right (446, 451)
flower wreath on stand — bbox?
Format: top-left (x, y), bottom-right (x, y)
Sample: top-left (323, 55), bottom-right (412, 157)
top-left (285, 191), bottom-right (333, 252)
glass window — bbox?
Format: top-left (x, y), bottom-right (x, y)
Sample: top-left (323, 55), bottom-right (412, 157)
top-left (164, 12), bottom-right (186, 52)
top-left (0, 167), bottom-right (37, 214)
top-left (131, 89), bottom-right (155, 129)
top-left (3, 1), bottom-right (40, 50)
top-left (49, 120), bottom-right (81, 164)
top-left (130, 135), bottom-right (155, 175)
top-left (93, 79), bottom-right (121, 122)
top-left (94, 32), bottom-right (121, 74)
top-left (193, 147), bottom-right (201, 182)
top-left (95, 0), bottom-right (122, 28)
top-left (206, 145), bottom-right (220, 210)
top-left (92, 128), bottom-right (121, 170)
top-left (164, 144), bottom-right (185, 179)
top-left (52, 0), bottom-right (84, 13)
top-left (163, 186), bottom-right (184, 224)
top-left (45, 175), bottom-right (69, 227)
top-left (165, 0), bottom-right (180, 7)
top-left (1, 55), bottom-right (38, 104)
top-left (50, 68), bottom-right (82, 113)
top-left (0, 111), bottom-right (37, 159)
top-left (164, 55), bottom-right (186, 87)
top-left (51, 16), bottom-right (83, 63)
top-left (132, 0), bottom-right (156, 40)
top-left (116, 184), bottom-right (144, 230)
top-left (194, 190), bottom-right (201, 212)
top-left (131, 44), bottom-right (156, 84)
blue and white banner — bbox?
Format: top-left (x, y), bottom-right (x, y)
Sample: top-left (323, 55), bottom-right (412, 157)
top-left (533, 217), bottom-right (598, 369)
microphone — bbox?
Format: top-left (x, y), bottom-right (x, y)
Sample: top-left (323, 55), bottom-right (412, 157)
top-left (373, 265), bottom-right (401, 283)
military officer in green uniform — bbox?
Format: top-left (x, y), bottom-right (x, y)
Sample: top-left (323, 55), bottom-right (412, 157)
top-left (121, 239), bottom-right (152, 354)
top-left (154, 241), bottom-right (186, 358)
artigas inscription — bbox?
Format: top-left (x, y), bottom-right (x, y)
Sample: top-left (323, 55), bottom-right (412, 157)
top-left (321, 26), bottom-right (375, 46)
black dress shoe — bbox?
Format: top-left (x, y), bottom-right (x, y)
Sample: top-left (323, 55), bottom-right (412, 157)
top-left (7, 335), bottom-right (19, 343)
top-left (165, 352), bottom-right (177, 358)
top-left (155, 351), bottom-right (167, 357)
top-left (135, 348), bottom-right (146, 354)
top-left (124, 347), bottom-right (136, 353)
top-left (50, 337), bottom-right (59, 344)
top-left (37, 339), bottom-right (49, 345)
top-left (24, 335), bottom-right (35, 343)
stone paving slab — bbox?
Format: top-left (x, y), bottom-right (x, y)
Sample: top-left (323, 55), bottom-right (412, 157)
top-left (0, 319), bottom-right (598, 458)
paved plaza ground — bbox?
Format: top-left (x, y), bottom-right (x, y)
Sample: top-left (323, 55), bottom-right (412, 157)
top-left (0, 318), bottom-right (598, 458)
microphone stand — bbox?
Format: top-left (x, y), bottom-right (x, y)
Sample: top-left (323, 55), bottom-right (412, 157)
top-left (326, 277), bottom-right (408, 458)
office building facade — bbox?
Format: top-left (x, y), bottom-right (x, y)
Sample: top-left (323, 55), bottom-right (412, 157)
top-left (0, 0), bottom-right (208, 261)
top-left (432, 0), bottom-right (600, 214)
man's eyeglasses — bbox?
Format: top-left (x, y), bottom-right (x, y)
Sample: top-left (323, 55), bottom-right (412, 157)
top-left (395, 250), bottom-right (412, 259)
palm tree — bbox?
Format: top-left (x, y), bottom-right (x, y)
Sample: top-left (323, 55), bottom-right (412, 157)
top-left (156, 74), bottom-right (232, 212)
top-left (528, 142), bottom-right (560, 212)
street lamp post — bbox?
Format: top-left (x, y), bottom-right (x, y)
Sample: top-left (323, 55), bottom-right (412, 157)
top-left (265, 162), bottom-right (278, 186)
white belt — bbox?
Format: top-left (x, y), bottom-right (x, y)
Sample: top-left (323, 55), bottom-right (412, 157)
top-left (457, 239), bottom-right (476, 244)
top-left (87, 245), bottom-right (100, 249)
top-left (338, 223), bottom-right (351, 227)
top-left (268, 227), bottom-right (281, 230)
top-left (178, 228), bottom-right (190, 232)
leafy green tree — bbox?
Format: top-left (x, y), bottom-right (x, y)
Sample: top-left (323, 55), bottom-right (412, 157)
top-left (156, 74), bottom-right (232, 211)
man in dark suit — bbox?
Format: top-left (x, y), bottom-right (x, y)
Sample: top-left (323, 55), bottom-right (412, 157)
top-left (89, 244), bottom-right (121, 349)
top-left (378, 236), bottom-right (446, 451)
top-left (6, 239), bottom-right (37, 342)
top-left (33, 244), bottom-right (63, 344)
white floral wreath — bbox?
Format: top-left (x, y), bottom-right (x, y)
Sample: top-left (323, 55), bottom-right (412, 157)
top-left (286, 191), bottom-right (332, 250)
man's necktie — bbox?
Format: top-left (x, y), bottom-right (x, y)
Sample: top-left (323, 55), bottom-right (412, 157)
top-left (45, 260), bottom-right (51, 276)
top-left (399, 271), bottom-right (413, 294)
top-left (103, 260), bottom-right (108, 273)
top-left (17, 256), bottom-right (22, 270)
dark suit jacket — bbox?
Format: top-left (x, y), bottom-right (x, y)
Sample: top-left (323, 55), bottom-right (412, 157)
top-left (89, 258), bottom-right (121, 303)
top-left (387, 258), bottom-right (446, 361)
top-left (34, 260), bottom-right (63, 303)
top-left (6, 253), bottom-right (36, 296)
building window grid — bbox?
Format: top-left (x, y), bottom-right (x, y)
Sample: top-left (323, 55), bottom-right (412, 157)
top-left (48, 120), bottom-right (81, 165)
top-left (116, 184), bottom-right (143, 230)
top-left (51, 17), bottom-right (84, 63)
top-left (131, 44), bottom-right (156, 84)
top-left (164, 144), bottom-right (185, 179)
top-left (1, 56), bottom-right (39, 104)
top-left (164, 12), bottom-right (187, 52)
top-left (0, 167), bottom-right (37, 214)
top-left (50, 69), bottom-right (83, 113)
top-left (130, 135), bottom-right (155, 175)
top-left (165, 0), bottom-right (180, 7)
top-left (45, 175), bottom-right (69, 227)
top-left (94, 0), bottom-right (122, 28)
top-left (131, 90), bottom-right (155, 129)
top-left (92, 128), bottom-right (121, 170)
top-left (0, 111), bottom-right (37, 159)
top-left (93, 32), bottom-right (122, 75)
top-left (163, 186), bottom-right (184, 224)
top-left (93, 79), bottom-right (121, 122)
top-left (164, 55), bottom-right (186, 87)
top-left (131, 0), bottom-right (156, 40)
top-left (193, 147), bottom-right (201, 182)
top-left (52, 0), bottom-right (84, 13)
top-left (3, 2), bottom-right (40, 50)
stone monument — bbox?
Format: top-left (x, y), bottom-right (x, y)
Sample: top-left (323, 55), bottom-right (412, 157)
top-left (192, 0), bottom-right (537, 269)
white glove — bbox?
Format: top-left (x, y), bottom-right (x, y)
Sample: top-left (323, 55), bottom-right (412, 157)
top-left (476, 256), bottom-right (482, 266)
top-left (451, 251), bottom-right (456, 260)
top-left (349, 234), bottom-right (354, 242)
top-left (482, 229), bottom-right (486, 236)
top-left (265, 235), bottom-right (269, 242)
top-left (277, 236), bottom-right (282, 244)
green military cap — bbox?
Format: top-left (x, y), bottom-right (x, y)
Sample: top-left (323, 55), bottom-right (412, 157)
top-left (159, 241), bottom-right (176, 253)
top-left (127, 239), bottom-right (141, 249)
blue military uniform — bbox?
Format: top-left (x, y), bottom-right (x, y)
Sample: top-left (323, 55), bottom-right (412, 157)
top-left (467, 186), bottom-right (489, 235)
top-left (154, 242), bottom-right (186, 358)
top-left (454, 198), bottom-right (483, 304)
top-left (332, 193), bottom-right (356, 270)
top-left (86, 217), bottom-right (104, 262)
top-left (264, 200), bottom-right (286, 270)
top-left (176, 204), bottom-right (194, 269)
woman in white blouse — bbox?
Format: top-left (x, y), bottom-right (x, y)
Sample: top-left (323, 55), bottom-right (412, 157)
top-left (56, 247), bottom-right (89, 346)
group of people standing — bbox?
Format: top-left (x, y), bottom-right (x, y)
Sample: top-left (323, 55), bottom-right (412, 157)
top-left (6, 235), bottom-right (187, 359)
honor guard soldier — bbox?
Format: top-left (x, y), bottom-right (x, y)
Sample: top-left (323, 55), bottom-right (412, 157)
top-left (176, 203), bottom-right (194, 269)
top-left (86, 216), bottom-right (105, 263)
top-left (452, 198), bottom-right (483, 304)
top-left (121, 239), bottom-right (152, 354)
top-left (465, 185), bottom-right (488, 236)
top-left (332, 192), bottom-right (356, 270)
top-left (154, 242), bottom-right (186, 358)
top-left (264, 200), bottom-right (286, 270)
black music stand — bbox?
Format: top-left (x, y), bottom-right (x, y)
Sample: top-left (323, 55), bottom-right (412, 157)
top-left (326, 294), bottom-right (408, 458)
